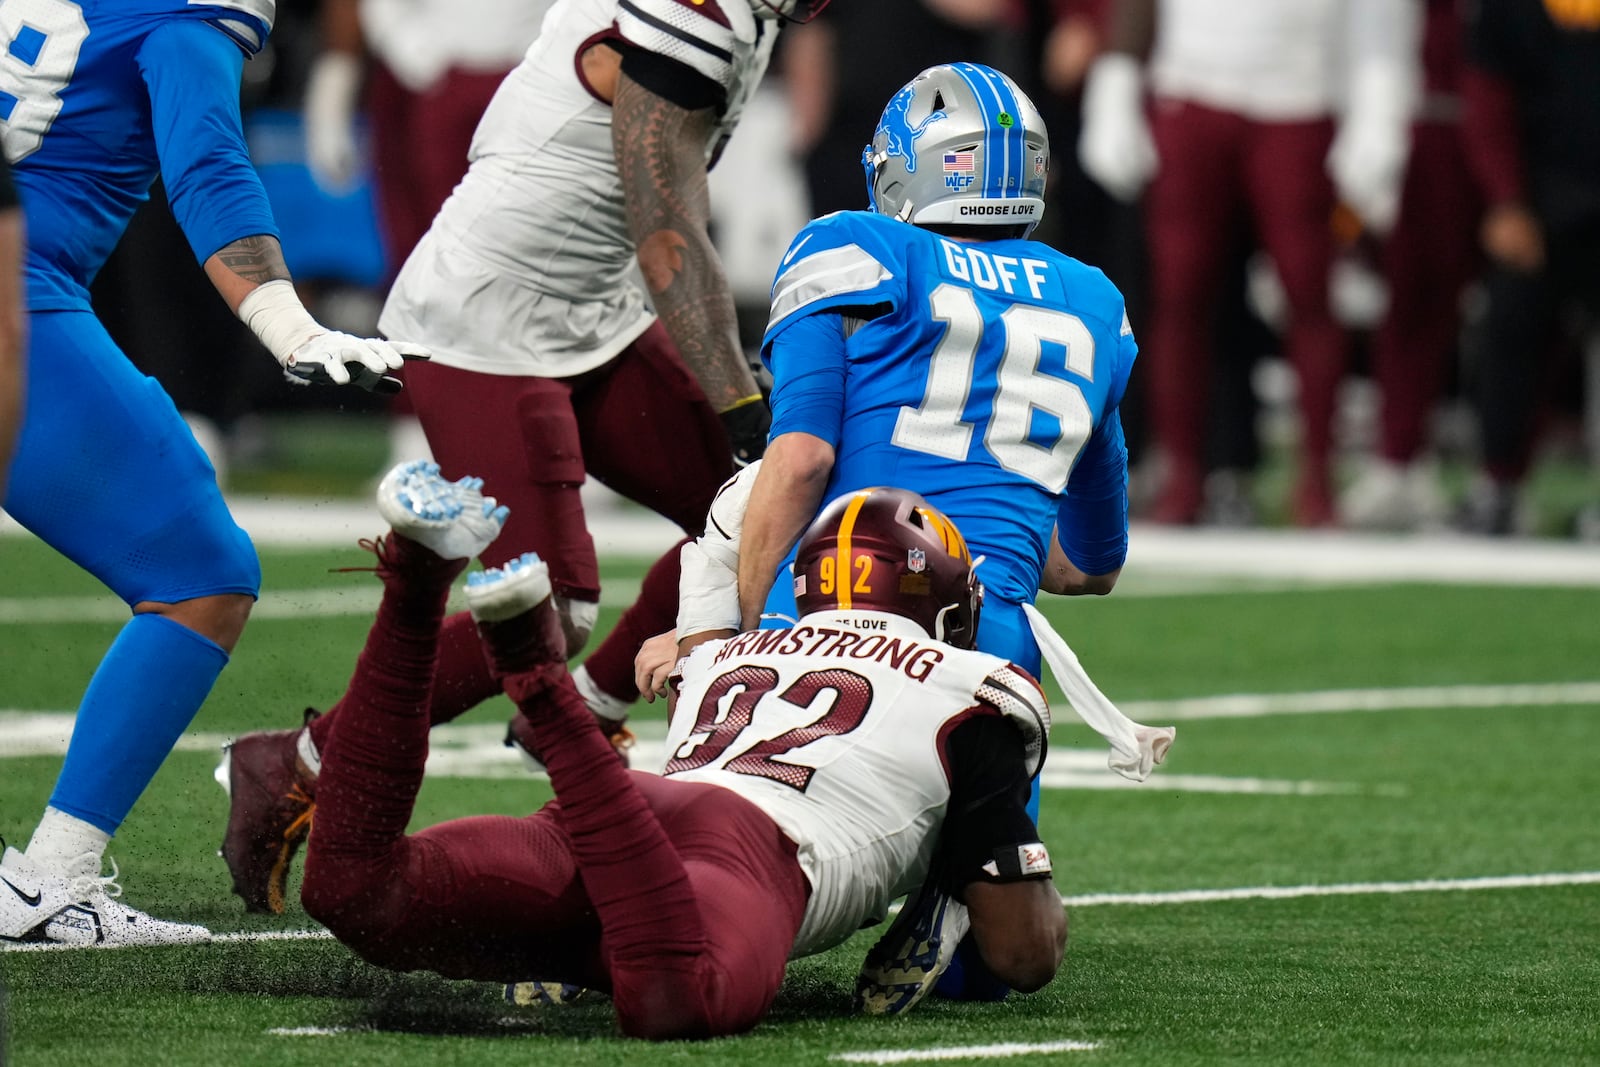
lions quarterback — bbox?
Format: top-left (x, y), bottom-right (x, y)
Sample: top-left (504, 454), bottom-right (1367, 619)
top-left (734, 61), bottom-right (1139, 998)
top-left (0, 0), bottom-right (426, 947)
top-left (741, 62), bottom-right (1136, 693)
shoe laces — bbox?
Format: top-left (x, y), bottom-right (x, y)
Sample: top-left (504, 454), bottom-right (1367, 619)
top-left (67, 855), bottom-right (123, 905)
top-left (332, 535), bottom-right (390, 577)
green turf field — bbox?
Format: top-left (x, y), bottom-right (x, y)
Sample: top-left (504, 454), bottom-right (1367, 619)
top-left (2, 534), bottom-right (1598, 1066)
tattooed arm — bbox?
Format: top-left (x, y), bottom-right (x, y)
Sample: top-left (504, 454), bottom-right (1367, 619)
top-left (612, 71), bottom-right (761, 414)
top-left (202, 234), bottom-right (292, 313)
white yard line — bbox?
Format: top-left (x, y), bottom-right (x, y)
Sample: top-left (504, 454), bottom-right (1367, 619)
top-left (3, 928), bottom-right (336, 953)
top-left (7, 500), bottom-right (1600, 585)
top-left (831, 1042), bottom-right (1101, 1063)
top-left (1061, 870), bottom-right (1600, 907)
top-left (10, 871), bottom-right (1600, 954)
top-left (266, 1026), bottom-right (362, 1037)
top-left (1117, 682), bottom-right (1600, 722)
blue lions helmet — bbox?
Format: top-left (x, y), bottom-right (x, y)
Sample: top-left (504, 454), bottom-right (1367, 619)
top-left (862, 63), bottom-right (1049, 238)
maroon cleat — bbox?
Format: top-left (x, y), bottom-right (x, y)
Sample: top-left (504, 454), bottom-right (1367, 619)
top-left (217, 710), bottom-right (319, 914)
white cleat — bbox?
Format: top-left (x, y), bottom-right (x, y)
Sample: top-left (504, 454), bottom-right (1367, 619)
top-left (376, 460), bottom-right (509, 561)
top-left (853, 877), bottom-right (970, 1016)
top-left (0, 847), bottom-right (210, 948)
top-left (464, 552), bottom-right (553, 623)
top-left (1340, 459), bottom-right (1448, 533)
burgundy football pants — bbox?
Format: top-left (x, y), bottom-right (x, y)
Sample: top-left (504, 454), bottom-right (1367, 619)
top-left (308, 322), bottom-right (732, 759)
top-left (300, 544), bottom-right (808, 1039)
top-left (1144, 99), bottom-right (1348, 522)
top-left (367, 62), bottom-right (507, 275)
top-left (1373, 120), bottom-right (1481, 463)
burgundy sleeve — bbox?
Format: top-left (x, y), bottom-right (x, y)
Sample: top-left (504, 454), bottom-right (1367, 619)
top-left (1459, 0), bottom-right (1526, 206)
top-left (1460, 68), bottom-right (1526, 207)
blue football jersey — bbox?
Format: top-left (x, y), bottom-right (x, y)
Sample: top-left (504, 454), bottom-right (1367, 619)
top-left (0, 0), bottom-right (278, 311)
top-left (763, 210), bottom-right (1137, 610)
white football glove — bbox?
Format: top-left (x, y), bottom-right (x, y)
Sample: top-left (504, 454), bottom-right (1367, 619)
top-left (1327, 63), bottom-right (1416, 235)
top-left (238, 279), bottom-right (430, 395)
top-left (1078, 53), bottom-right (1158, 203)
top-left (282, 331), bottom-right (430, 395)
top-left (304, 51), bottom-right (363, 192)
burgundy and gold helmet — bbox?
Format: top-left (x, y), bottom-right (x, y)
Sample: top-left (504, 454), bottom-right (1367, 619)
top-left (793, 487), bottom-right (983, 649)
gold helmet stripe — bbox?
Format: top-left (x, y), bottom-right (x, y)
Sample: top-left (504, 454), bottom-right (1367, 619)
top-left (916, 505), bottom-right (971, 564)
top-left (834, 490), bottom-right (873, 610)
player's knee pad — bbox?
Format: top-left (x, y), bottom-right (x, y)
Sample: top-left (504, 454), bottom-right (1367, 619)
top-left (517, 398), bottom-right (585, 487)
top-left (554, 596), bottom-right (598, 655)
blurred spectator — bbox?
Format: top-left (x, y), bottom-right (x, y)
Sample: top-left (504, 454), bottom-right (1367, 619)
top-left (785, 0), bottom-right (1016, 217)
top-left (305, 0), bottom-right (549, 275)
top-left (305, 0), bottom-right (550, 467)
top-left (1078, 0), bottom-right (1420, 526)
top-left (1342, 0), bottom-right (1482, 532)
top-left (1457, 0), bottom-right (1600, 535)
top-left (1026, 0), bottom-right (1273, 523)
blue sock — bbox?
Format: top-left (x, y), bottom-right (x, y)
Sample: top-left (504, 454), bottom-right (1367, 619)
top-left (48, 613), bottom-right (229, 834)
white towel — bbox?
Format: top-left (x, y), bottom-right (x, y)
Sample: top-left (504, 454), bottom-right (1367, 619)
top-left (1023, 603), bottom-right (1176, 782)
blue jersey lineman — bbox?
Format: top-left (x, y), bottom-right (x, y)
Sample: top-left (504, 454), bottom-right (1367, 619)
top-left (734, 62), bottom-right (1136, 1002)
top-left (0, 0), bottom-right (426, 947)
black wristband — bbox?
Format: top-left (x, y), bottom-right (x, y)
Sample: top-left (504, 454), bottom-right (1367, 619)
top-left (720, 399), bottom-right (771, 467)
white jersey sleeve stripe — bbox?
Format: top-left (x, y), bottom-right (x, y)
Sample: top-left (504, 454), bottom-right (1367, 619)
top-left (769, 245), bottom-right (893, 325)
top-left (975, 665), bottom-right (1051, 777)
top-left (190, 0), bottom-right (276, 25)
top-left (617, 0), bottom-right (737, 88)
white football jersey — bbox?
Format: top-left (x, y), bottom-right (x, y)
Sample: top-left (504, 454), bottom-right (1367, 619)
top-left (666, 610), bottom-right (1050, 958)
top-left (1149, 0), bottom-right (1411, 121)
top-left (378, 0), bottom-right (779, 378)
top-left (359, 0), bottom-right (549, 92)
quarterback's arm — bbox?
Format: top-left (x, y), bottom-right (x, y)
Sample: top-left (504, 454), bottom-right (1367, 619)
top-left (939, 714), bottom-right (1066, 993)
top-left (737, 433), bottom-right (834, 629)
top-left (1043, 408), bottom-right (1129, 595)
top-left (0, 179), bottom-right (23, 500)
top-left (1041, 532), bottom-right (1120, 596)
top-left (607, 43), bottom-right (767, 461)
top-left (737, 309), bottom-right (849, 628)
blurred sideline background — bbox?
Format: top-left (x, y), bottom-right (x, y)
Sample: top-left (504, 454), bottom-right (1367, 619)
top-left (61, 0), bottom-right (1600, 540)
